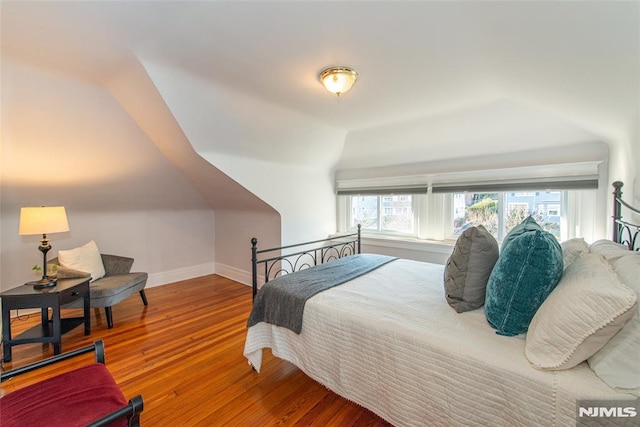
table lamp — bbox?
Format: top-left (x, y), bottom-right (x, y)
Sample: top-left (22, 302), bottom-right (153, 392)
top-left (19, 206), bottom-right (70, 288)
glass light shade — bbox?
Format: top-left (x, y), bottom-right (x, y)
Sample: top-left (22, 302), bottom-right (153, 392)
top-left (19, 206), bottom-right (70, 235)
top-left (319, 66), bottom-right (358, 96)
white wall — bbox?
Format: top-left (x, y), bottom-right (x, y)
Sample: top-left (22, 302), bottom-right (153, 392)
top-left (0, 60), bottom-right (216, 291)
top-left (1, 208), bottom-right (216, 290)
top-left (207, 154), bottom-right (337, 246)
top-left (142, 61), bottom-right (344, 246)
top-left (214, 209), bottom-right (281, 285)
top-left (0, 57), bottom-right (341, 292)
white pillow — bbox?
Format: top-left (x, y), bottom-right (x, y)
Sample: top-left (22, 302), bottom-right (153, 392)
top-left (590, 239), bottom-right (632, 261)
top-left (560, 237), bottom-right (589, 270)
top-left (588, 253), bottom-right (640, 395)
top-left (525, 253), bottom-right (637, 370)
top-left (57, 240), bottom-right (105, 282)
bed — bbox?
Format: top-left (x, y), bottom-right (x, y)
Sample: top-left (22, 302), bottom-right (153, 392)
top-left (244, 182), bottom-right (640, 426)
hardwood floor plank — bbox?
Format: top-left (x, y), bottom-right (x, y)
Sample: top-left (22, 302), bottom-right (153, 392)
top-left (0, 275), bottom-right (389, 426)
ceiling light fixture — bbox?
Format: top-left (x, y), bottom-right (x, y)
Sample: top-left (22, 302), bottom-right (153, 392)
top-left (319, 66), bottom-right (358, 97)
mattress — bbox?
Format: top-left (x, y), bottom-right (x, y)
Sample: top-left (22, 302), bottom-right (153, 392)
top-left (244, 259), bottom-right (627, 426)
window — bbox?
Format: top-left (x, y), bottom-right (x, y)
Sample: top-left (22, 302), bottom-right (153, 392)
top-left (349, 195), bottom-right (415, 234)
top-left (454, 191), bottom-right (563, 240)
top-left (339, 185), bottom-right (597, 244)
top-left (454, 193), bottom-right (498, 236)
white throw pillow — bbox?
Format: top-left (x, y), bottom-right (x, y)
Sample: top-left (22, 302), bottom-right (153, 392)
top-left (57, 240), bottom-right (106, 282)
top-left (588, 253), bottom-right (640, 395)
top-left (560, 237), bottom-right (589, 270)
top-left (590, 239), bottom-right (632, 261)
top-left (525, 253), bottom-right (637, 370)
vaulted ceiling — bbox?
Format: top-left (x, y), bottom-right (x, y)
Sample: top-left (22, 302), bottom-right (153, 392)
top-left (2, 1), bottom-right (638, 173)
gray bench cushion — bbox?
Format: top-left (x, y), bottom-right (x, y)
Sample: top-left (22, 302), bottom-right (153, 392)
top-left (62, 272), bottom-right (147, 309)
top-left (89, 273), bottom-right (148, 306)
top-left (52, 252), bottom-right (148, 312)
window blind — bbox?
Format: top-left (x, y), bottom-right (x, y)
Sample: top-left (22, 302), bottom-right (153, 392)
top-left (336, 161), bottom-right (601, 196)
top-left (336, 184), bottom-right (428, 196)
top-left (431, 175), bottom-right (599, 193)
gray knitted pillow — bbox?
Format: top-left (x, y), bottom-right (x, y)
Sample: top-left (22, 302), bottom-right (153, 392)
top-left (444, 225), bottom-right (499, 313)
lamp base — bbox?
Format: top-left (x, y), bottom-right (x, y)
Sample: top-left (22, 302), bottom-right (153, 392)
top-left (26, 277), bottom-right (57, 289)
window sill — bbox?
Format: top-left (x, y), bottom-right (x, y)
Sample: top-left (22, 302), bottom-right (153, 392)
top-left (359, 233), bottom-right (455, 254)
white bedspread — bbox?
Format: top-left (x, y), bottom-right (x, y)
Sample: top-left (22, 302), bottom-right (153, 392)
top-left (244, 259), bottom-right (628, 426)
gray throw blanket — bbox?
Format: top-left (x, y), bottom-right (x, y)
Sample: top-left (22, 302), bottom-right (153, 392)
top-left (247, 254), bottom-right (397, 334)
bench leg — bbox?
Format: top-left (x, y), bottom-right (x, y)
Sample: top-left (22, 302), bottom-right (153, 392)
top-left (105, 307), bottom-right (114, 329)
top-left (139, 290), bottom-right (148, 306)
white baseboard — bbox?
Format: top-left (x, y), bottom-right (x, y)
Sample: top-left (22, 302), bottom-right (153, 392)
top-left (214, 262), bottom-right (252, 287)
top-left (146, 262), bottom-right (216, 288)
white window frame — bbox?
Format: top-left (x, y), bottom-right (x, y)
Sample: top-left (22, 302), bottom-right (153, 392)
top-left (453, 191), bottom-right (565, 241)
top-left (339, 188), bottom-right (598, 245)
top-left (343, 194), bottom-right (418, 236)
top-left (336, 161), bottom-right (604, 246)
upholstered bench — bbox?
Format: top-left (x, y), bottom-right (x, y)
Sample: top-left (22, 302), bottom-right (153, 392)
top-left (51, 254), bottom-right (148, 328)
top-left (1, 340), bottom-right (143, 426)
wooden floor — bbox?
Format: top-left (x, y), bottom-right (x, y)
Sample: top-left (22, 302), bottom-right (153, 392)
top-left (1, 275), bottom-right (392, 426)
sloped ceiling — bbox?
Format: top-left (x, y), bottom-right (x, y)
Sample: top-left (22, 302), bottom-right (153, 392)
top-left (2, 1), bottom-right (638, 174)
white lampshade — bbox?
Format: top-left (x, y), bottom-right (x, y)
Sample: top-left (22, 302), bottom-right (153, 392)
top-left (319, 66), bottom-right (358, 96)
top-left (19, 206), bottom-right (70, 235)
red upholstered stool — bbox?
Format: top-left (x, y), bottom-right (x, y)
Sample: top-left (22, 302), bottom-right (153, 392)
top-left (1, 340), bottom-right (143, 427)
top-left (1, 364), bottom-right (127, 426)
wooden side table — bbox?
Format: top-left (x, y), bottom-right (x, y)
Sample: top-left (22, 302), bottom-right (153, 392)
top-left (1, 277), bottom-right (91, 362)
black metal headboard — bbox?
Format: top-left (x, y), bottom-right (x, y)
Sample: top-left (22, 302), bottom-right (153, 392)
top-left (612, 181), bottom-right (640, 251)
top-left (251, 225), bottom-right (361, 299)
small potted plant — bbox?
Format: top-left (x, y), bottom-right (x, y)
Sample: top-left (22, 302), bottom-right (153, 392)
top-left (32, 263), bottom-right (58, 279)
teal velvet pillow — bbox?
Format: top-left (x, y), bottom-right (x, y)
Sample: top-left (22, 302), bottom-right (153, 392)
top-left (500, 215), bottom-right (541, 251)
top-left (485, 228), bottom-right (564, 336)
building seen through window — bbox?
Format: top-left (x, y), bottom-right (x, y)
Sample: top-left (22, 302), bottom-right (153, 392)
top-left (350, 195), bottom-right (414, 234)
top-left (454, 191), bottom-right (562, 240)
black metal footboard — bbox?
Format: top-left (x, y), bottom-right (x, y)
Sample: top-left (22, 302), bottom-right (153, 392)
top-left (251, 225), bottom-right (361, 299)
top-left (612, 181), bottom-right (640, 251)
